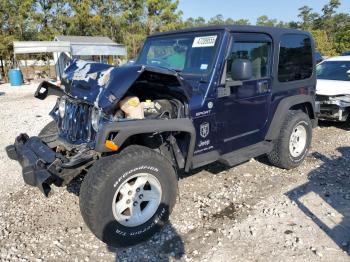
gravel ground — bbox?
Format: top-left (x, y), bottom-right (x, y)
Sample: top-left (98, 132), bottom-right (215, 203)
top-left (0, 83), bottom-right (349, 261)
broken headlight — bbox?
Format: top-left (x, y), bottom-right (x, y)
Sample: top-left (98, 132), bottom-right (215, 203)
top-left (58, 97), bottom-right (66, 118)
top-left (91, 107), bottom-right (101, 131)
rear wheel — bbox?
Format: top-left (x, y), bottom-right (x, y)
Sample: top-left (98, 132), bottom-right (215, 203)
top-left (79, 145), bottom-right (177, 247)
top-left (267, 111), bottom-right (312, 169)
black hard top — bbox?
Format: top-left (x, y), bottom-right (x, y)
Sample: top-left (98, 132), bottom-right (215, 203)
top-left (150, 25), bottom-right (311, 38)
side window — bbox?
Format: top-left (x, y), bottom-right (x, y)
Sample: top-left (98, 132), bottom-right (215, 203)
top-left (278, 34), bottom-right (313, 82)
top-left (227, 41), bottom-right (271, 80)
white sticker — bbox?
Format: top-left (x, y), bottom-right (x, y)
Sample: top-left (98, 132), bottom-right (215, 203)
top-left (200, 64), bottom-right (208, 70)
top-left (192, 35), bottom-right (217, 48)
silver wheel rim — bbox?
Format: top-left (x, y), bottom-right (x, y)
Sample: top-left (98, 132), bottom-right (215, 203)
top-left (112, 173), bottom-right (162, 227)
top-left (289, 123), bottom-right (307, 158)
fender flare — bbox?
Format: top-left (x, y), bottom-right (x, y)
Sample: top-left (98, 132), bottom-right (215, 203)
top-left (265, 95), bottom-right (316, 141)
top-left (95, 118), bottom-right (196, 172)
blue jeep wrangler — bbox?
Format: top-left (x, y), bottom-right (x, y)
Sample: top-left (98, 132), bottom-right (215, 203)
top-left (7, 25), bottom-right (317, 246)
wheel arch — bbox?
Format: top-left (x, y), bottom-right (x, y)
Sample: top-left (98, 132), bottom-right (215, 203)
top-left (266, 95), bottom-right (316, 141)
top-left (95, 118), bottom-right (196, 172)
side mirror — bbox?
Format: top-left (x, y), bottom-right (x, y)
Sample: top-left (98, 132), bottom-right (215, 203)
top-left (231, 59), bottom-right (253, 81)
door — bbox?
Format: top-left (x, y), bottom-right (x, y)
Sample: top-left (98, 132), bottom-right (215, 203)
top-left (217, 33), bottom-right (272, 153)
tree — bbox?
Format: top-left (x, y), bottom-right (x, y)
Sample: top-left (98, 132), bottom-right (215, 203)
top-left (233, 19), bottom-right (250, 25)
top-left (1, 0), bottom-right (350, 67)
top-left (298, 6), bottom-right (319, 30)
top-left (208, 14), bottom-right (225, 25)
top-left (182, 16), bottom-right (206, 28)
top-left (146, 0), bottom-right (183, 34)
top-left (256, 15), bottom-right (277, 27)
top-left (311, 30), bottom-right (337, 56)
top-left (33, 0), bottom-right (73, 39)
top-left (0, 0), bottom-right (35, 68)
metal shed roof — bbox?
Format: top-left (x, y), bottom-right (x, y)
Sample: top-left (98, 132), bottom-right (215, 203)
top-left (55, 35), bottom-right (116, 45)
top-left (54, 35), bottom-right (127, 56)
top-left (13, 41), bottom-right (71, 54)
top-left (14, 36), bottom-right (127, 56)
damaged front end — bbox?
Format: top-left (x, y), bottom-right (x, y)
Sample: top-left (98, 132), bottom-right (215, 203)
top-left (316, 94), bottom-right (350, 121)
top-left (6, 134), bottom-right (96, 196)
top-left (7, 60), bottom-right (192, 196)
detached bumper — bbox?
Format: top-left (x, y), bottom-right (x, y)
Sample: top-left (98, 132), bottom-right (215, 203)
top-left (6, 134), bottom-right (94, 196)
top-left (316, 98), bottom-right (350, 121)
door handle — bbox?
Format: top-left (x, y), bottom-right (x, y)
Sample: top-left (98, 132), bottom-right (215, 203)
top-left (257, 81), bottom-right (269, 93)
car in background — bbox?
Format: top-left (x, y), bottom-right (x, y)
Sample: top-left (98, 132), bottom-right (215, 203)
top-left (341, 51), bottom-right (350, 56)
top-left (316, 56), bottom-right (350, 121)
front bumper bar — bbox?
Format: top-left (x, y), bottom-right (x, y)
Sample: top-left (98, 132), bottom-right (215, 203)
top-left (6, 134), bottom-right (94, 196)
top-left (6, 134), bottom-right (61, 196)
top-left (316, 101), bottom-right (349, 121)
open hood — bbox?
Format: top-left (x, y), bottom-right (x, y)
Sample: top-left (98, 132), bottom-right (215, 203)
top-left (316, 79), bottom-right (350, 96)
top-left (61, 60), bottom-right (192, 112)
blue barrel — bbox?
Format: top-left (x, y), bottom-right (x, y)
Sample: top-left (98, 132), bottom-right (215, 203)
top-left (8, 69), bottom-right (23, 86)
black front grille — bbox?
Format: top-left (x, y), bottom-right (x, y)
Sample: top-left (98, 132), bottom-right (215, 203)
top-left (316, 95), bottom-right (330, 102)
top-left (58, 99), bottom-right (96, 144)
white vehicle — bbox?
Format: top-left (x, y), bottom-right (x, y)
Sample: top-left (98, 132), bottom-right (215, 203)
top-left (316, 56), bottom-right (350, 121)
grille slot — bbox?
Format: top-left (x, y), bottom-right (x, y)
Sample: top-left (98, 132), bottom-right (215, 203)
top-left (58, 99), bottom-right (95, 143)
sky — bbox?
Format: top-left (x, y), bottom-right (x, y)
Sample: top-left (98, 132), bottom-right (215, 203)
top-left (178, 0), bottom-right (350, 23)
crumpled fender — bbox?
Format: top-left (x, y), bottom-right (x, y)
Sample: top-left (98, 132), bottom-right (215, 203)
top-left (34, 81), bottom-right (64, 100)
top-left (61, 60), bottom-right (192, 113)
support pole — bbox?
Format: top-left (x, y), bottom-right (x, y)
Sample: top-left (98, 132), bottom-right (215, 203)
top-left (0, 57), bottom-right (5, 81)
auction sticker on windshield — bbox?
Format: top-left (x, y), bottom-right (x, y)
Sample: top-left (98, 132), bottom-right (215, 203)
top-left (192, 35), bottom-right (217, 48)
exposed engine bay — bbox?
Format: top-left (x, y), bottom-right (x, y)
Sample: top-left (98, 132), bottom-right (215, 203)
top-left (44, 60), bottom-right (190, 146)
top-left (116, 96), bottom-right (184, 120)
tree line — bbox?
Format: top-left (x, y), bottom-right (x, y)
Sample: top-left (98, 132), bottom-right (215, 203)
top-left (0, 0), bottom-right (349, 66)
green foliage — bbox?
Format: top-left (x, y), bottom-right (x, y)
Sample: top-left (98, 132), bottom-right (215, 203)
top-left (311, 30), bottom-right (337, 56)
top-left (0, 0), bottom-right (183, 60)
top-left (184, 0), bottom-right (350, 56)
top-left (0, 0), bottom-right (349, 65)
top-left (256, 15), bottom-right (277, 27)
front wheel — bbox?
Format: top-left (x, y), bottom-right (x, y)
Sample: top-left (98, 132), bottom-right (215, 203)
top-left (79, 145), bottom-right (178, 247)
top-left (267, 111), bottom-right (312, 169)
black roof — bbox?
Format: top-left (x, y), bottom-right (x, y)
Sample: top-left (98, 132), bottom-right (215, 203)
top-left (150, 25), bottom-right (310, 38)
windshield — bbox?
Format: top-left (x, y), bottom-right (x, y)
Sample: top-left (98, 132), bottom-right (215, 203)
top-left (317, 61), bottom-right (350, 81)
top-left (136, 32), bottom-right (221, 75)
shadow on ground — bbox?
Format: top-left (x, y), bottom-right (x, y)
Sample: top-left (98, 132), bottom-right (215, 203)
top-left (107, 222), bottom-right (184, 261)
top-left (286, 147), bottom-right (350, 255)
top-left (318, 120), bottom-right (350, 131)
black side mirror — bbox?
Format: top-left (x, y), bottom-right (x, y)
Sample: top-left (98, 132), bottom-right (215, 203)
top-left (231, 59), bottom-right (253, 81)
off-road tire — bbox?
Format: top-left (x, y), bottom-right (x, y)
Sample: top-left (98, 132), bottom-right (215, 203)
top-left (267, 111), bottom-right (312, 169)
top-left (38, 121), bottom-right (58, 144)
top-left (79, 145), bottom-right (178, 247)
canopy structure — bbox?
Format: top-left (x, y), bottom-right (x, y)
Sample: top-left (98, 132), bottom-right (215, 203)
top-left (54, 36), bottom-right (127, 56)
top-left (13, 36), bottom-right (127, 80)
top-left (13, 41), bottom-right (71, 54)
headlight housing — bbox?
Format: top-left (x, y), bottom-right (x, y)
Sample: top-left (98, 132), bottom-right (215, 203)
top-left (91, 107), bottom-right (101, 131)
top-left (58, 97), bottom-right (66, 118)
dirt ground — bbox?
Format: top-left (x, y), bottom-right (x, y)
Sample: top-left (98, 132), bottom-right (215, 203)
top-left (0, 83), bottom-right (349, 262)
